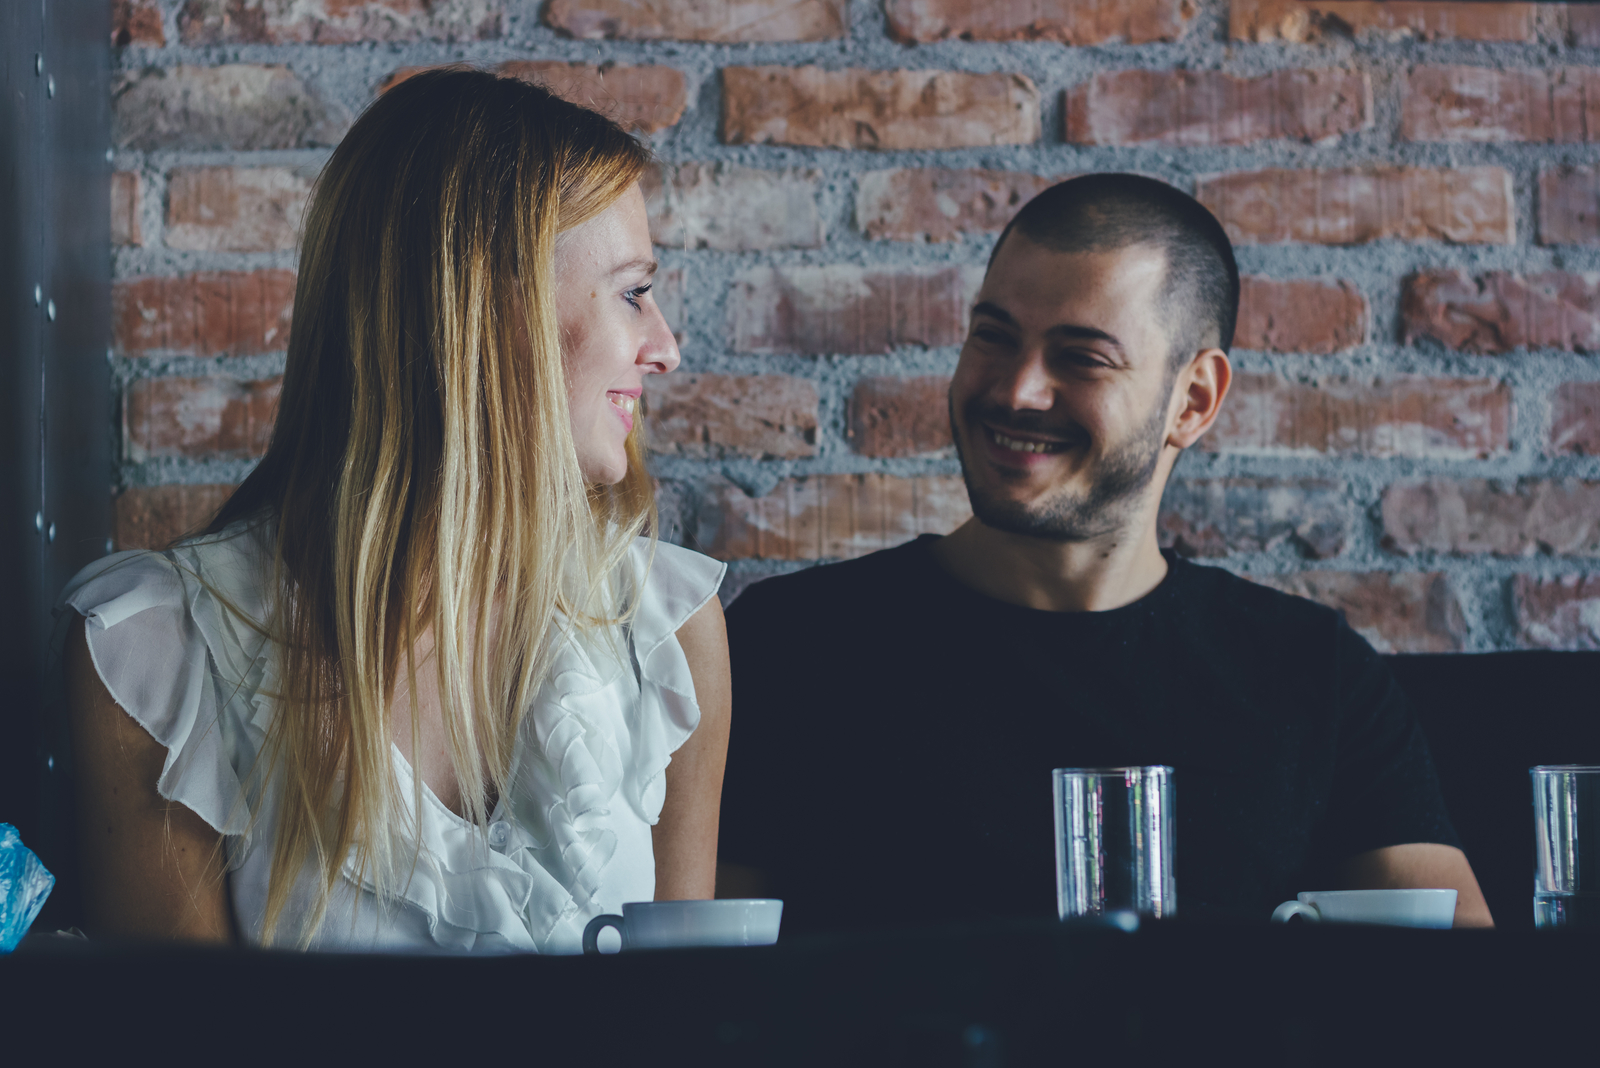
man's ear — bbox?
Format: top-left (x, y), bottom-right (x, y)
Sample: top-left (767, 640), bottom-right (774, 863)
top-left (1167, 348), bottom-right (1232, 450)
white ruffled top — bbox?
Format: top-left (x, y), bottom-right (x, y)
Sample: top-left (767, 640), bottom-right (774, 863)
top-left (56, 523), bottom-right (724, 954)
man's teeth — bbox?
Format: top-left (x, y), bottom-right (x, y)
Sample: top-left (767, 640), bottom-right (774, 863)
top-left (609, 394), bottom-right (636, 414)
top-left (993, 430), bottom-right (1063, 454)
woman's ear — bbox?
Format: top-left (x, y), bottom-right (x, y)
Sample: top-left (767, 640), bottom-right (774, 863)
top-left (1167, 349), bottom-right (1232, 450)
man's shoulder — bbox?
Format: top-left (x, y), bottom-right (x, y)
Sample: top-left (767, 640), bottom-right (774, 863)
top-left (1167, 556), bottom-right (1345, 639)
top-left (725, 537), bottom-right (933, 629)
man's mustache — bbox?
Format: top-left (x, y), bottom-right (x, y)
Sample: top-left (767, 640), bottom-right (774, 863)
top-left (963, 401), bottom-right (1084, 443)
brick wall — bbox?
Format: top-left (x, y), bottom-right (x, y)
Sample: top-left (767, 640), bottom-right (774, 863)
top-left (110, 0), bottom-right (1600, 652)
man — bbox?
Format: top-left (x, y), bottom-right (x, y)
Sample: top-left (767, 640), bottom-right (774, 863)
top-left (717, 174), bottom-right (1492, 932)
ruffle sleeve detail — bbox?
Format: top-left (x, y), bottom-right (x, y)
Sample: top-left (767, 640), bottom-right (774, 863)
top-left (625, 538), bottom-right (726, 824)
top-left (57, 549), bottom-right (254, 838)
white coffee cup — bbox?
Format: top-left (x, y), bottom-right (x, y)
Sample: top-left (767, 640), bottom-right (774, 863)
top-left (1271, 889), bottom-right (1457, 929)
top-left (581, 899), bottom-right (783, 953)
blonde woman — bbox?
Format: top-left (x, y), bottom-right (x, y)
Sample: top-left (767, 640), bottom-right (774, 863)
top-left (58, 69), bottom-right (730, 952)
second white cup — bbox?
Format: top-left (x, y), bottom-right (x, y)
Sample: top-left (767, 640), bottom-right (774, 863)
top-left (582, 899), bottom-right (783, 953)
top-left (1271, 889), bottom-right (1457, 929)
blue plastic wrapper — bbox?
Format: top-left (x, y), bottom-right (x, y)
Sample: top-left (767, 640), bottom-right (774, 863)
top-left (0, 823), bottom-right (55, 953)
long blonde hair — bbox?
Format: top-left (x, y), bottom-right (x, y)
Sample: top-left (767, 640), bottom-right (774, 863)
top-left (204, 68), bottom-right (655, 943)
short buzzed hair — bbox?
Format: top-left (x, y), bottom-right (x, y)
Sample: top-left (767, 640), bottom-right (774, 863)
top-left (990, 174), bottom-right (1240, 362)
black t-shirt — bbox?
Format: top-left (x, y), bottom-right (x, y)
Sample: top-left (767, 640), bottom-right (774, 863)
top-left (719, 536), bottom-right (1460, 933)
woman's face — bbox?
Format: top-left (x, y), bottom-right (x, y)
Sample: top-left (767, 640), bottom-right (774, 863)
top-left (554, 184), bottom-right (679, 484)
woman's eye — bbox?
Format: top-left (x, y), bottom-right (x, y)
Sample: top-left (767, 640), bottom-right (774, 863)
top-left (624, 283), bottom-right (652, 311)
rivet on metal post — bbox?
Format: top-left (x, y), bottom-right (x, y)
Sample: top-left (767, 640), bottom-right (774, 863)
top-left (33, 285), bottom-right (41, 306)
top-left (105, 147), bottom-right (114, 164)
top-left (35, 54), bottom-right (42, 76)
top-left (34, 512), bottom-right (43, 533)
top-left (47, 523), bottom-right (56, 543)
top-left (47, 75), bottom-right (55, 98)
top-left (46, 300), bottom-right (56, 321)
top-left (104, 538), bottom-right (114, 555)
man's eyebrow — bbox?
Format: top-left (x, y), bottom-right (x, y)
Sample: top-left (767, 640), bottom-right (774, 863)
top-left (971, 301), bottom-right (1127, 357)
top-left (609, 257), bottom-right (659, 277)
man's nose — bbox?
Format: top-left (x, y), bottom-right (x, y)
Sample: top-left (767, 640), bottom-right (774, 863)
top-left (991, 348), bottom-right (1054, 411)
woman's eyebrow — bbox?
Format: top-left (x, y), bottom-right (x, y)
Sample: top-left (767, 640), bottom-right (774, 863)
top-left (609, 257), bottom-right (659, 277)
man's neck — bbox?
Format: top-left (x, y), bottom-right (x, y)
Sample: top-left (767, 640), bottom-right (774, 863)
top-left (929, 513), bottom-right (1170, 614)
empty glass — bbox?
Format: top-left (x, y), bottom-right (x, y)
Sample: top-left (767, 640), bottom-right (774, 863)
top-left (1052, 766), bottom-right (1175, 921)
top-left (1533, 765), bottom-right (1600, 929)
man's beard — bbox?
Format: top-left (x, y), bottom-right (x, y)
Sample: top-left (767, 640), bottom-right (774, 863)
top-left (951, 388), bottom-right (1169, 543)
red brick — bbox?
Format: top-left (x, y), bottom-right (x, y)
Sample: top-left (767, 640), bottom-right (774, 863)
top-left (112, 172), bottom-right (142, 248)
top-left (1514, 574), bottom-right (1600, 650)
top-left (1252, 572), bottom-right (1466, 653)
top-left (114, 270), bottom-right (296, 358)
top-left (114, 65), bottom-right (347, 151)
top-left (1540, 166), bottom-right (1600, 246)
top-left (1159, 478), bottom-right (1347, 560)
top-left (722, 66), bottom-right (1040, 151)
top-left (1065, 69), bottom-right (1369, 147)
top-left (730, 266), bottom-right (983, 356)
top-left (546, 0), bottom-right (846, 40)
top-left (1572, 6), bottom-right (1600, 47)
top-left (849, 377), bottom-right (953, 458)
top-left (1403, 67), bottom-right (1600, 144)
top-left (114, 0), bottom-right (166, 46)
top-left (114, 484), bottom-right (237, 551)
top-left (165, 167), bottom-right (312, 253)
top-left (178, 0), bottom-right (500, 44)
top-left (1382, 479), bottom-right (1600, 557)
top-left (496, 61), bottom-right (688, 135)
top-left (1197, 167), bottom-right (1513, 245)
top-left (885, 0), bottom-right (1195, 45)
top-left (642, 163), bottom-right (822, 252)
top-left (856, 169), bottom-right (1055, 242)
top-left (1401, 270), bottom-right (1600, 354)
top-left (644, 374), bottom-right (818, 459)
top-left (1230, 0), bottom-right (1534, 43)
top-left (1206, 374), bottom-right (1511, 459)
top-left (124, 376), bottom-right (282, 461)
top-left (1549, 382), bottom-right (1600, 456)
top-left (698, 474), bottom-right (971, 561)
top-left (1235, 277), bottom-right (1367, 353)
top-left (654, 267), bottom-right (685, 343)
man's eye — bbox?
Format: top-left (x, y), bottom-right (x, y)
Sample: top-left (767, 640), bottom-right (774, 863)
top-left (973, 326), bottom-right (1013, 345)
top-left (624, 283), bottom-right (652, 310)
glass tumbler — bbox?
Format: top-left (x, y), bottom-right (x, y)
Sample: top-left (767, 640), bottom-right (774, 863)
top-left (1533, 765), bottom-right (1600, 929)
top-left (1052, 766), bottom-right (1175, 921)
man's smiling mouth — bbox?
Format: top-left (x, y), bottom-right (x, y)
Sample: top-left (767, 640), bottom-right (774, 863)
top-left (986, 425), bottom-right (1072, 455)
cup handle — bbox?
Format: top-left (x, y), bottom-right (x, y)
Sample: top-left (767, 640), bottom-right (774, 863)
top-left (1271, 900), bottom-right (1320, 924)
top-left (582, 914), bottom-right (625, 954)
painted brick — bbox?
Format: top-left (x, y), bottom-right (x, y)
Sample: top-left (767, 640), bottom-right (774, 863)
top-left (885, 0), bottom-right (1196, 45)
top-left (1252, 572), bottom-right (1467, 653)
top-left (124, 376), bottom-right (283, 461)
top-left (696, 474), bottom-right (971, 561)
top-left (849, 376), bottom-right (953, 458)
top-left (546, 0), bottom-right (847, 41)
top-left (1196, 167), bottom-right (1514, 245)
top-left (644, 374), bottom-right (818, 459)
top-left (497, 61), bottom-right (688, 135)
top-left (1159, 478), bottom-right (1347, 560)
top-left (114, 270), bottom-right (296, 358)
top-left (1573, 7), bottom-right (1600, 47)
top-left (114, 484), bottom-right (237, 551)
top-left (1403, 67), bottom-right (1600, 144)
top-left (113, 64), bottom-right (347, 151)
top-left (1514, 574), bottom-right (1600, 650)
top-left (1235, 277), bottom-right (1367, 354)
top-left (165, 166), bottom-right (312, 253)
top-left (654, 267), bottom-right (685, 342)
top-left (856, 169), bottom-right (1055, 242)
top-left (730, 265), bottom-right (984, 355)
top-left (1206, 374), bottom-right (1511, 459)
top-left (178, 0), bottom-right (500, 44)
top-left (643, 163), bottom-right (822, 252)
top-left (111, 172), bottom-right (142, 248)
top-left (722, 66), bottom-right (1040, 151)
top-left (1540, 166), bottom-right (1600, 246)
top-left (113, 0), bottom-right (166, 46)
top-left (1230, 0), bottom-right (1534, 43)
top-left (1401, 270), bottom-right (1600, 354)
top-left (1065, 69), bottom-right (1370, 147)
top-left (1549, 382), bottom-right (1600, 456)
top-left (1382, 479), bottom-right (1600, 557)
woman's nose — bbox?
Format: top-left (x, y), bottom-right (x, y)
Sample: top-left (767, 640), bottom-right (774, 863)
top-left (641, 303), bottom-right (680, 375)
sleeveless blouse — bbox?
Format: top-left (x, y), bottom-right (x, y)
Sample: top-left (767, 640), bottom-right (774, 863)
top-left (56, 524), bottom-right (724, 953)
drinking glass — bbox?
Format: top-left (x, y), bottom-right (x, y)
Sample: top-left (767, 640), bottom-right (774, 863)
top-left (1533, 765), bottom-right (1600, 929)
top-left (1052, 766), bottom-right (1175, 921)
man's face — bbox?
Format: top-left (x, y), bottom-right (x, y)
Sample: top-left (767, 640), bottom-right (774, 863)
top-left (949, 236), bottom-right (1181, 542)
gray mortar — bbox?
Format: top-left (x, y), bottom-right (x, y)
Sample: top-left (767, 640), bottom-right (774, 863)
top-left (110, 0), bottom-right (1600, 649)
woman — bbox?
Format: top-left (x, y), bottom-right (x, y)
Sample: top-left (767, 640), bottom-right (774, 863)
top-left (59, 69), bottom-right (730, 951)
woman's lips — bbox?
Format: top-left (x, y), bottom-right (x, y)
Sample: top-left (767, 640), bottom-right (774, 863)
top-left (608, 390), bottom-right (638, 433)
